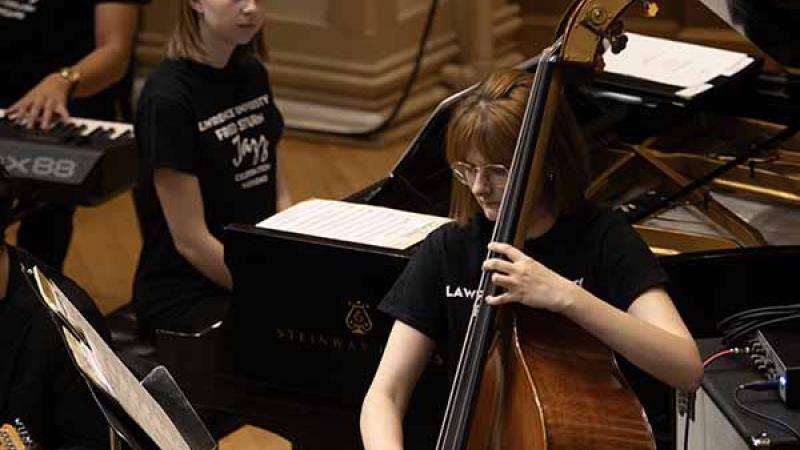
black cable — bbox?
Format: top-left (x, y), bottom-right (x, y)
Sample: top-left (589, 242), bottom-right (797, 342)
top-left (287, 0), bottom-right (439, 139)
top-left (734, 383), bottom-right (800, 441)
top-left (720, 312), bottom-right (800, 335)
top-left (721, 311), bottom-right (800, 331)
top-left (720, 310), bottom-right (800, 334)
top-left (719, 306), bottom-right (800, 330)
top-left (723, 313), bottom-right (800, 345)
top-left (718, 305), bottom-right (800, 329)
top-left (683, 418), bottom-right (689, 450)
top-left (724, 315), bottom-right (800, 342)
top-left (683, 405), bottom-right (690, 450)
top-left (677, 389), bottom-right (698, 450)
top-left (717, 305), bottom-right (800, 346)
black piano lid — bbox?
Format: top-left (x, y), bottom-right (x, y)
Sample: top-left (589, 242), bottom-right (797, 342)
top-left (699, 0), bottom-right (800, 69)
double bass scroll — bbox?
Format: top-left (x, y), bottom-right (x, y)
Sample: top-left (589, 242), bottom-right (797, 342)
top-left (435, 1), bottom-right (659, 450)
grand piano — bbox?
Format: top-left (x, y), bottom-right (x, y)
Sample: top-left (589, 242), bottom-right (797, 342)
top-left (154, 2), bottom-right (800, 449)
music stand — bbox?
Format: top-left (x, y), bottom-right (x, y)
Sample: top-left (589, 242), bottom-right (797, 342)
top-left (21, 264), bottom-right (216, 450)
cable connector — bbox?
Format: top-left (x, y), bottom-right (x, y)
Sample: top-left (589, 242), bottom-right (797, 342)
top-left (704, 346), bottom-right (750, 368)
top-left (676, 390), bottom-right (696, 420)
top-left (738, 380), bottom-right (780, 391)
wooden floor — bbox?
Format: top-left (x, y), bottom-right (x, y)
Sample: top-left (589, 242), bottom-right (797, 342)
top-left (219, 425), bottom-right (292, 450)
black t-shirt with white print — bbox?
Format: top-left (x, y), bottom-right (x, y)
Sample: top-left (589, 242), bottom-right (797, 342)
top-left (133, 57), bottom-right (283, 324)
top-left (378, 204), bottom-right (668, 379)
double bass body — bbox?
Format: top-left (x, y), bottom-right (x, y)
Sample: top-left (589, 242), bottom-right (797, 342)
top-left (466, 308), bottom-right (655, 450)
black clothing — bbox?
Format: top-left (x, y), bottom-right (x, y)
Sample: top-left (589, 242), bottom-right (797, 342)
top-left (0, 247), bottom-right (109, 450)
top-left (16, 204), bottom-right (76, 270)
top-left (379, 205), bottom-right (668, 378)
top-left (133, 57), bottom-right (283, 332)
top-left (0, 0), bottom-right (145, 119)
top-left (1, 0), bottom-right (146, 270)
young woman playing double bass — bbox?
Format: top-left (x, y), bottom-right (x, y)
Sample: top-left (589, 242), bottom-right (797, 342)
top-left (360, 70), bottom-right (703, 450)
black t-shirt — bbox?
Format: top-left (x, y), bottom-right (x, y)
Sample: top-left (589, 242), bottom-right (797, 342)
top-left (133, 57), bottom-right (283, 323)
top-left (0, 0), bottom-right (146, 119)
top-left (379, 205), bottom-right (668, 378)
top-left (0, 247), bottom-right (109, 450)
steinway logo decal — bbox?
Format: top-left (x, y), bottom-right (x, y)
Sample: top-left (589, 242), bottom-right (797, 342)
top-left (345, 301), bottom-right (372, 335)
top-left (275, 329), bottom-right (371, 352)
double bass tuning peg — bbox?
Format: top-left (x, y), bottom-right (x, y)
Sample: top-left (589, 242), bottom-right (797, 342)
top-left (579, 12), bottom-right (628, 55)
top-left (579, 0), bottom-right (657, 55)
top-left (599, 20), bottom-right (628, 54)
top-left (608, 29), bottom-right (628, 54)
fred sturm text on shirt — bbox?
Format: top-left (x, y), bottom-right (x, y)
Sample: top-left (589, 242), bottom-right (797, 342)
top-left (198, 94), bottom-right (273, 190)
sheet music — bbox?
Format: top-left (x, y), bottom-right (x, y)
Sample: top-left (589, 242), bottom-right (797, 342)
top-left (603, 32), bottom-right (754, 91)
top-left (257, 199), bottom-right (452, 250)
top-left (31, 268), bottom-right (192, 450)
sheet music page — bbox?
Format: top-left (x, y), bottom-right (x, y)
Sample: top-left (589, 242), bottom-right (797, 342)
top-left (33, 267), bottom-right (65, 315)
top-left (32, 268), bottom-right (192, 450)
top-left (257, 199), bottom-right (452, 250)
top-left (603, 32), bottom-right (753, 90)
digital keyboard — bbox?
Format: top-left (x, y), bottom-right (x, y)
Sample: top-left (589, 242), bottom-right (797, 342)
top-left (0, 109), bottom-right (137, 206)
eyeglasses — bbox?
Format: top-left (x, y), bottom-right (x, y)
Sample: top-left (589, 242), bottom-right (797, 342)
top-left (450, 161), bottom-right (509, 187)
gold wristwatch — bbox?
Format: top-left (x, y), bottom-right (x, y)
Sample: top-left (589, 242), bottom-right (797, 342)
top-left (57, 66), bottom-right (81, 98)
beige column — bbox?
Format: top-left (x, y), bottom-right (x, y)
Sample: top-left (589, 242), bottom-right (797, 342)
top-left (263, 0), bottom-right (460, 142)
top-left (136, 1), bottom-right (176, 73)
top-left (443, 0), bottom-right (525, 89)
top-left (136, 1), bottom-right (527, 143)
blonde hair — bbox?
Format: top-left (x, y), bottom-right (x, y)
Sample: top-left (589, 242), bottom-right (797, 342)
top-left (446, 70), bottom-right (591, 225)
top-left (166, 0), bottom-right (266, 63)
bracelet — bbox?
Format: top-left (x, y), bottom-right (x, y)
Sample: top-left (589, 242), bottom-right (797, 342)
top-left (57, 66), bottom-right (81, 99)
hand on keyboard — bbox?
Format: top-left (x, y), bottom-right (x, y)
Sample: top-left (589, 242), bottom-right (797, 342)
top-left (5, 73), bottom-right (72, 131)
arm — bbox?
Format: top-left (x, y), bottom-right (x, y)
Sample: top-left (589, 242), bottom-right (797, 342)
top-left (361, 321), bottom-right (435, 450)
top-left (6, 2), bottom-right (139, 129)
top-left (484, 242), bottom-right (703, 392)
top-left (73, 2), bottom-right (140, 98)
top-left (275, 156), bottom-right (292, 211)
top-left (562, 286), bottom-right (703, 392)
top-left (154, 168), bottom-right (233, 290)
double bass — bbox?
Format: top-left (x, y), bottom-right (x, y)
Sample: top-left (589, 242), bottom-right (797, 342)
top-left (436, 1), bottom-right (660, 449)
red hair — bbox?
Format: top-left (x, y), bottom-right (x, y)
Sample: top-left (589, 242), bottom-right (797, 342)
top-left (446, 70), bottom-right (591, 225)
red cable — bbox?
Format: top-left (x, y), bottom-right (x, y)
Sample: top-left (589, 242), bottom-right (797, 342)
top-left (704, 348), bottom-right (735, 367)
